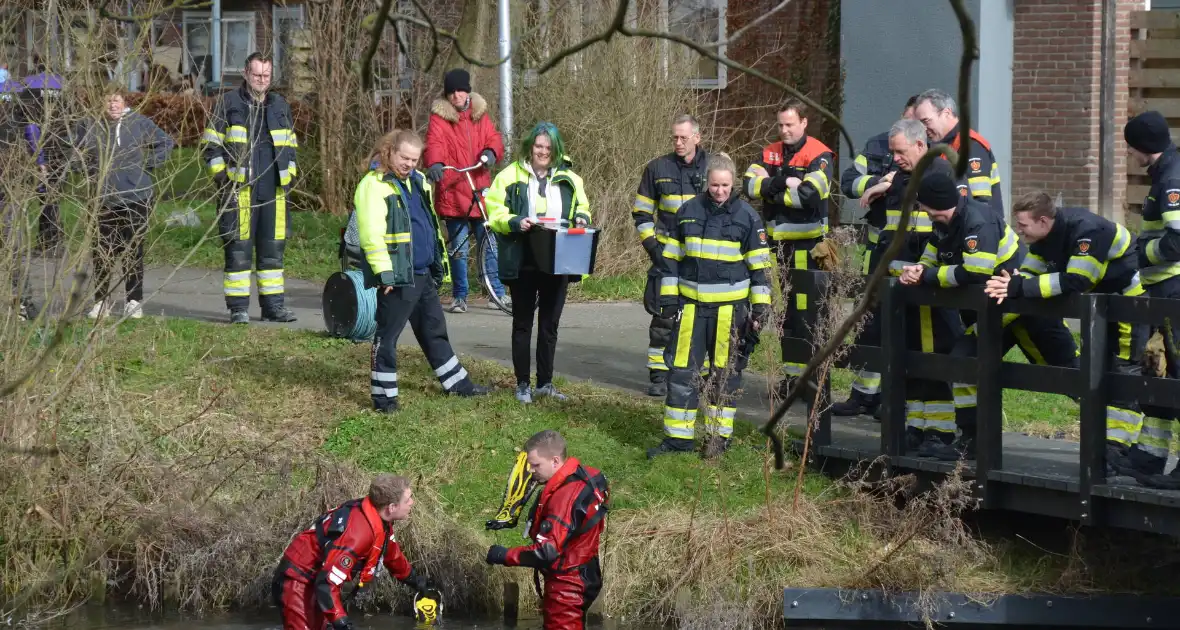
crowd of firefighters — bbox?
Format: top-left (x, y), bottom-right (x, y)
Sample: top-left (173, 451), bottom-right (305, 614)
top-left (12, 48), bottom-right (1180, 629)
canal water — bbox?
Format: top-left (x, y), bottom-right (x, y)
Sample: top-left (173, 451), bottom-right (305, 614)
top-left (39, 604), bottom-right (658, 629)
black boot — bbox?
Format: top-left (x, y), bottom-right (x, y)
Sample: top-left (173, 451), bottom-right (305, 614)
top-left (832, 389), bottom-right (880, 417)
top-left (647, 371), bottom-right (667, 397)
top-left (260, 295), bottom-right (298, 322)
top-left (647, 437), bottom-right (694, 460)
top-left (701, 435), bottom-right (731, 459)
top-left (916, 431), bottom-right (955, 458)
top-left (1126, 444), bottom-right (1167, 476)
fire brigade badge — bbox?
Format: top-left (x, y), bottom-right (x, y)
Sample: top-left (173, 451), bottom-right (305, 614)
top-left (965, 235), bottom-right (979, 253)
top-left (758, 230), bottom-right (768, 244)
top-left (1077, 239), bottom-right (1091, 255)
top-left (340, 556), bottom-right (353, 568)
top-left (959, 186), bottom-right (969, 197)
top-left (819, 158), bottom-right (829, 171)
top-left (1167, 189), bottom-right (1180, 207)
top-left (968, 157), bottom-right (982, 173)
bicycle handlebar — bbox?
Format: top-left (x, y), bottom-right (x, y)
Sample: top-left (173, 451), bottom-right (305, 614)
top-left (443, 163), bottom-right (485, 174)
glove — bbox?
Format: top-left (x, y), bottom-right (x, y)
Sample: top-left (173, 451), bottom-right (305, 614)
top-left (427, 163), bottom-right (444, 183)
top-left (762, 174), bottom-right (788, 200)
top-left (486, 544), bottom-right (509, 565)
top-left (810, 239), bottom-right (841, 271)
top-left (751, 304), bottom-right (770, 329)
top-left (400, 566), bottom-right (431, 592)
top-left (479, 149), bottom-right (496, 166)
top-left (414, 588), bottom-right (444, 624)
top-left (330, 618), bottom-right (355, 630)
top-left (659, 303), bottom-right (680, 320)
top-left (642, 238), bottom-right (663, 267)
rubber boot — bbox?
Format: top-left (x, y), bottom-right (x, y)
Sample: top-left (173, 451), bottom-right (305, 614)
top-left (831, 389), bottom-right (880, 417)
top-left (647, 370), bottom-right (668, 397)
top-left (647, 437), bottom-right (694, 460)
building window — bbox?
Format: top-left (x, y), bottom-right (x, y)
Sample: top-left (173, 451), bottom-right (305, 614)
top-left (273, 5), bottom-right (305, 83)
top-left (661, 0), bottom-right (727, 89)
top-left (182, 11), bottom-right (256, 82)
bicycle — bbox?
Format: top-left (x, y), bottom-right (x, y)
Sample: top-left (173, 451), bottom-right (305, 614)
top-left (438, 162), bottom-right (512, 316)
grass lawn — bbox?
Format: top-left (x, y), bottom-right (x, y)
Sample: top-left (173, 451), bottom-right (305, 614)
top-left (12, 316), bottom-right (1160, 627)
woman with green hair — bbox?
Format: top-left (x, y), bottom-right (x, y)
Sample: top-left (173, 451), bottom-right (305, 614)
top-left (486, 122), bottom-right (591, 404)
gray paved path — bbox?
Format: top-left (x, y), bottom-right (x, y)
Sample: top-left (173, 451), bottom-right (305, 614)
top-left (32, 260), bottom-right (801, 428)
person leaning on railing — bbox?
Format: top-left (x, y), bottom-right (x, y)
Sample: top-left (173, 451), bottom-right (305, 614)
top-left (1122, 110), bottom-right (1180, 488)
top-left (486, 122), bottom-right (589, 405)
top-left (985, 191), bottom-right (1157, 486)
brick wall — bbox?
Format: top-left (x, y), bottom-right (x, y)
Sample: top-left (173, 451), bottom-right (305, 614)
top-left (717, 0), bottom-right (841, 167)
top-left (1010, 0), bottom-right (1134, 219)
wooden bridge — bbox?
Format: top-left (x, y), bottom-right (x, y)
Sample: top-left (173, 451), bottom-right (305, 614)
top-left (783, 269), bottom-right (1180, 538)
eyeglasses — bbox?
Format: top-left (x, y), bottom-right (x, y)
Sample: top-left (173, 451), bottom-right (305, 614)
top-left (671, 135), bottom-right (696, 143)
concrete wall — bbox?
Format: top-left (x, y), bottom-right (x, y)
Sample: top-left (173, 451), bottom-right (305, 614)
top-left (839, 0), bottom-right (1001, 223)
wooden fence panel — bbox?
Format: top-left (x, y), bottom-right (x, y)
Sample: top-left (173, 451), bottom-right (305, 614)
top-left (1129, 10), bottom-right (1180, 220)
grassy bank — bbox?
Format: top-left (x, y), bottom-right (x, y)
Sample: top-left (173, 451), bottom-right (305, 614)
top-left (4, 318), bottom-right (1176, 628)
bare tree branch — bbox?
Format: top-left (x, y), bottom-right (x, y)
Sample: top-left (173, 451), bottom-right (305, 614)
top-left (712, 0), bottom-right (794, 48)
top-left (761, 0), bottom-right (978, 469)
top-left (534, 0), bottom-right (630, 74)
top-left (98, 0), bottom-right (211, 23)
top-left (615, 24), bottom-right (855, 160)
top-left (408, 0), bottom-right (440, 72)
top-left (359, 0), bottom-right (396, 91)
top-left (381, 13), bottom-right (512, 70)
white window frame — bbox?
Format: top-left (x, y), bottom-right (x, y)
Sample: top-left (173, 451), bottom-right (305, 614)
top-left (659, 0), bottom-right (727, 90)
top-left (272, 4), bottom-right (305, 83)
top-left (182, 10), bottom-right (257, 78)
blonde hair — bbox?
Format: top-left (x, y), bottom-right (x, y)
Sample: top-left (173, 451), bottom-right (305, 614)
top-left (368, 129), bottom-right (424, 172)
top-left (706, 152), bottom-right (737, 179)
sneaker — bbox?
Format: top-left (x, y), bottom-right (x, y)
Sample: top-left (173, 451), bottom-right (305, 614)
top-left (87, 301), bottom-right (112, 320)
top-left (647, 381), bottom-right (667, 397)
top-left (453, 383), bottom-right (490, 397)
top-left (515, 382), bottom-right (533, 404)
top-left (701, 435), bottom-right (731, 459)
top-left (488, 295), bottom-right (512, 309)
top-left (230, 309), bottom-right (250, 325)
top-left (448, 298), bottom-right (468, 313)
top-left (261, 307), bottom-right (298, 323)
top-left (124, 300), bottom-right (144, 319)
top-left (18, 299), bottom-right (38, 322)
top-left (535, 383), bottom-right (568, 401)
top-left (647, 437), bottom-right (695, 460)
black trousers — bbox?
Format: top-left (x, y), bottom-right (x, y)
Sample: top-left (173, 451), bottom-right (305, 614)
top-left (370, 273), bottom-right (474, 410)
top-left (218, 185), bottom-right (288, 312)
top-left (93, 201), bottom-right (148, 303)
top-left (643, 265), bottom-right (676, 383)
top-left (507, 268), bottom-right (570, 386)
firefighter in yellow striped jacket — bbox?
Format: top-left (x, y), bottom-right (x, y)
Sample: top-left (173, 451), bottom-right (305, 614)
top-left (742, 99), bottom-right (833, 387)
top-left (632, 115), bottom-right (710, 397)
top-left (200, 54), bottom-right (299, 324)
top-left (647, 154), bottom-right (772, 460)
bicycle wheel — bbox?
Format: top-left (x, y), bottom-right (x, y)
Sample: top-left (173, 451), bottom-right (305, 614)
top-left (477, 227), bottom-right (512, 315)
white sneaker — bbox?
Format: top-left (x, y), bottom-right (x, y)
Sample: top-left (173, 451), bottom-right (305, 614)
top-left (87, 301), bottom-right (112, 320)
top-left (124, 300), bottom-right (144, 319)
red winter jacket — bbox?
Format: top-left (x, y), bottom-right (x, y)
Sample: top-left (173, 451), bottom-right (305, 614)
top-left (278, 497), bottom-right (420, 623)
top-left (504, 457), bottom-right (609, 574)
top-left (424, 92), bottom-right (505, 219)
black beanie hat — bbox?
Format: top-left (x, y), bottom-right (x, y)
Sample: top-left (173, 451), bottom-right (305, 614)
top-left (443, 68), bottom-right (472, 96)
top-left (1124, 110), bottom-right (1172, 154)
top-left (917, 171), bottom-right (960, 210)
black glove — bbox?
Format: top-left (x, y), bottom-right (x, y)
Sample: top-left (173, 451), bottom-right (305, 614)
top-left (752, 304), bottom-right (770, 329)
top-left (642, 238), bottom-right (663, 267)
top-left (479, 149), bottom-right (497, 166)
top-left (762, 174), bottom-right (788, 200)
top-left (659, 303), bottom-right (680, 320)
top-left (486, 545), bottom-right (509, 565)
top-left (427, 163), bottom-right (445, 183)
top-left (330, 618), bottom-right (355, 630)
top-left (400, 566), bottom-right (431, 592)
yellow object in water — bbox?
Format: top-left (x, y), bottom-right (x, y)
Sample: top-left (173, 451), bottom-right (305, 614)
top-left (414, 589), bottom-right (443, 624)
